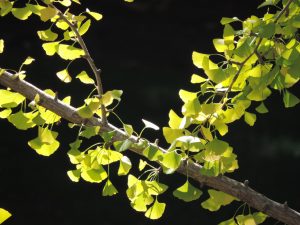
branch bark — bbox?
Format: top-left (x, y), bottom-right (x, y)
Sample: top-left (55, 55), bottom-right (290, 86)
top-left (0, 71), bottom-right (300, 225)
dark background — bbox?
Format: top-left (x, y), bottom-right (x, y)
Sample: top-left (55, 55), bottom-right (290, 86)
top-left (0, 0), bottom-right (300, 224)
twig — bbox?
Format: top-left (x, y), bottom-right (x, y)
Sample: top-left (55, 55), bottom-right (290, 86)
top-left (50, 4), bottom-right (108, 125)
top-left (1, 70), bottom-right (300, 225)
top-left (274, 0), bottom-right (294, 23)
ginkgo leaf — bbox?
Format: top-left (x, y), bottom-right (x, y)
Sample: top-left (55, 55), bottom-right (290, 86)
top-left (81, 167), bottom-right (107, 183)
top-left (102, 179), bottom-right (118, 196)
top-left (8, 111), bottom-right (36, 130)
top-left (255, 102), bottom-right (269, 114)
top-left (79, 126), bottom-right (100, 138)
top-left (161, 150), bottom-right (182, 170)
top-left (76, 71), bottom-right (94, 84)
top-left (22, 56), bottom-right (35, 65)
top-left (42, 42), bottom-right (59, 56)
top-left (142, 119), bottom-right (159, 130)
top-left (173, 180), bottom-right (202, 202)
top-left (86, 8), bottom-right (103, 20)
top-left (220, 17), bottom-right (240, 25)
top-left (123, 124), bottom-right (133, 136)
top-left (57, 44), bottom-right (85, 60)
top-left (67, 169), bottom-right (81, 182)
top-left (201, 189), bottom-right (236, 212)
top-left (143, 145), bottom-right (163, 161)
top-left (37, 29), bottom-right (58, 41)
top-left (283, 90), bottom-right (300, 108)
top-left (0, 90), bottom-right (25, 108)
top-left (56, 69), bottom-right (72, 83)
top-left (0, 108), bottom-right (12, 118)
top-left (12, 7), bottom-right (32, 20)
top-left (58, 0), bottom-right (72, 7)
top-left (244, 112), bottom-right (256, 126)
top-left (144, 199), bottom-right (166, 220)
top-left (118, 156), bottom-right (132, 176)
top-left (40, 6), bottom-right (57, 22)
top-left (0, 208), bottom-right (11, 224)
top-left (138, 159), bottom-right (147, 171)
top-left (0, 39), bottom-right (4, 53)
top-left (78, 19), bottom-right (91, 35)
top-left (191, 74), bottom-right (207, 83)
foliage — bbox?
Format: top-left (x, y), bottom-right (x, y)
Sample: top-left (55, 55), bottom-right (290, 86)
top-left (0, 0), bottom-right (300, 224)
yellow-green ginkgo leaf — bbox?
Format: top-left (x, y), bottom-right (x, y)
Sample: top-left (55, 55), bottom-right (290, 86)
top-left (102, 179), bottom-right (118, 196)
top-left (201, 189), bottom-right (236, 212)
top-left (58, 0), bottom-right (72, 7)
top-left (76, 105), bottom-right (94, 118)
top-left (56, 69), bottom-right (72, 83)
top-left (86, 8), bottom-right (103, 20)
top-left (0, 208), bottom-right (12, 224)
top-left (37, 29), bottom-right (58, 41)
top-left (81, 167), bottom-right (107, 183)
top-left (0, 39), bottom-right (4, 53)
top-left (67, 169), bottom-right (81, 182)
top-left (22, 56), bottom-right (35, 65)
top-left (191, 74), bottom-right (207, 83)
top-left (0, 89), bottom-right (25, 108)
top-left (144, 199), bottom-right (166, 220)
top-left (0, 0), bottom-right (13, 16)
top-left (244, 112), bottom-right (256, 126)
top-left (173, 180), bottom-right (202, 202)
top-left (56, 19), bottom-right (69, 30)
top-left (192, 51), bottom-right (209, 69)
top-left (8, 111), bottom-right (36, 130)
top-left (12, 7), bottom-right (32, 20)
top-left (42, 41), bottom-right (59, 56)
top-left (0, 108), bottom-right (12, 118)
top-left (40, 6), bottom-right (57, 22)
top-left (57, 44), bottom-right (85, 60)
top-left (118, 156), bottom-right (132, 176)
top-left (78, 19), bottom-right (91, 35)
top-left (76, 71), bottom-right (94, 84)
top-left (161, 150), bottom-right (182, 170)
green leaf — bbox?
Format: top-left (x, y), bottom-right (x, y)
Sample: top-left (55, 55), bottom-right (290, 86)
top-left (143, 145), bottom-right (163, 161)
top-left (142, 119), bottom-right (159, 130)
top-left (118, 156), bottom-right (132, 176)
top-left (0, 0), bottom-right (13, 16)
top-left (0, 208), bottom-right (11, 224)
top-left (201, 189), bottom-right (236, 211)
top-left (97, 149), bottom-right (123, 165)
top-left (139, 159), bottom-right (147, 171)
top-left (8, 111), bottom-right (36, 130)
top-left (201, 126), bottom-right (213, 141)
top-left (123, 124), bottom-right (134, 136)
top-left (76, 105), bottom-right (93, 118)
top-left (102, 179), bottom-right (118, 196)
top-left (56, 69), bottom-right (72, 83)
top-left (283, 91), bottom-right (300, 108)
top-left (28, 127), bottom-right (60, 156)
top-left (179, 89), bottom-right (197, 103)
top-left (86, 8), bottom-right (103, 21)
top-left (37, 29), bottom-right (58, 41)
top-left (258, 0), bottom-right (280, 8)
top-left (22, 56), bottom-right (35, 65)
top-left (191, 74), bottom-right (207, 83)
top-left (57, 44), bottom-right (85, 60)
top-left (161, 150), bottom-right (182, 170)
top-left (253, 212), bottom-right (268, 224)
top-left (0, 108), bottom-right (11, 118)
top-left (192, 51), bottom-right (209, 69)
top-left (79, 126), bottom-right (100, 138)
top-left (173, 180), bottom-right (202, 202)
top-left (78, 19), bottom-right (91, 35)
top-left (255, 102), bottom-right (269, 114)
top-left (40, 6), bottom-right (57, 22)
top-left (12, 7), bottom-right (32, 20)
top-left (163, 127), bottom-right (184, 144)
top-left (0, 90), bottom-right (25, 108)
top-left (101, 90), bottom-right (123, 106)
top-left (81, 167), bottom-right (107, 183)
top-left (67, 169), bottom-right (81, 182)
top-left (244, 112), bottom-right (256, 126)
top-left (145, 199), bottom-right (166, 220)
top-left (220, 17), bottom-right (240, 25)
top-left (236, 214), bottom-right (257, 225)
top-left (0, 39), bottom-right (4, 53)
top-left (205, 139), bottom-right (229, 155)
top-left (76, 71), bottom-right (94, 84)
top-left (113, 139), bottom-right (133, 152)
top-left (42, 42), bottom-right (59, 56)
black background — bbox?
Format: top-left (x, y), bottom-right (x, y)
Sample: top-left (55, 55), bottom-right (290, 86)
top-left (0, 0), bottom-right (300, 224)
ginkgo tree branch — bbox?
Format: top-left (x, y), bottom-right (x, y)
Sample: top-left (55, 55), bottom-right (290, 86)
top-left (0, 70), bottom-right (299, 225)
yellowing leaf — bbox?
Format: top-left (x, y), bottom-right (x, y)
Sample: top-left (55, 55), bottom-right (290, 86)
top-left (67, 169), bottom-right (81, 182)
top-left (22, 56), bottom-right (35, 65)
top-left (56, 20), bottom-right (69, 30)
top-left (12, 7), bottom-right (32, 20)
top-left (142, 119), bottom-right (159, 130)
top-left (244, 112), bottom-right (256, 126)
top-left (163, 127), bottom-right (183, 144)
top-left (37, 29), bottom-right (58, 41)
top-left (145, 199), bottom-right (166, 220)
top-left (201, 189), bottom-right (236, 211)
top-left (161, 150), bottom-right (182, 170)
top-left (81, 167), bottom-right (107, 183)
top-left (58, 0), bottom-right (72, 7)
top-left (0, 39), bottom-right (4, 53)
top-left (86, 8), bottom-right (103, 20)
top-left (57, 44), bottom-right (84, 60)
top-left (179, 89), bottom-right (197, 103)
top-left (101, 90), bottom-right (123, 106)
top-left (40, 6), bottom-right (57, 22)
top-left (0, 208), bottom-right (11, 224)
top-left (42, 42), bottom-right (59, 56)
top-left (56, 69), bottom-right (72, 83)
top-left (138, 159), bottom-right (147, 171)
top-left (0, 0), bottom-right (13, 16)
top-left (192, 51), bottom-right (209, 69)
top-left (255, 102), bottom-right (269, 114)
top-left (78, 19), bottom-right (91, 35)
top-left (0, 108), bottom-right (12, 118)
top-left (201, 126), bottom-right (213, 141)
top-left (283, 90), bottom-right (300, 108)
top-left (191, 74), bottom-right (207, 83)
top-left (102, 179), bottom-right (118, 196)
top-left (118, 156), bottom-right (132, 176)
top-left (76, 71), bottom-right (94, 84)
top-left (0, 89), bottom-right (25, 108)
top-left (173, 180), bottom-right (202, 202)
top-left (8, 111), bottom-right (36, 130)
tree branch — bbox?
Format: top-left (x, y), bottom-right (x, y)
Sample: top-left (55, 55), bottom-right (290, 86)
top-left (0, 71), bottom-right (299, 225)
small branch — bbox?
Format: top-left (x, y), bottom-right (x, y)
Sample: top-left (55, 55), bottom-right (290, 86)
top-left (1, 70), bottom-right (300, 225)
top-left (51, 4), bottom-right (108, 125)
top-left (274, 0), bottom-right (294, 23)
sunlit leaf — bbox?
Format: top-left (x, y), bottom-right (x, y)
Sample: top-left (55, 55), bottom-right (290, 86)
top-left (40, 6), bottom-right (57, 22)
top-left (0, 208), bottom-right (11, 224)
top-left (8, 111), bottom-right (36, 130)
top-left (0, 108), bottom-right (11, 118)
top-left (142, 119), bottom-right (159, 130)
top-left (102, 179), bottom-right (118, 196)
top-left (22, 56), bottom-right (35, 65)
top-left (220, 17), bottom-right (240, 24)
top-left (0, 39), bottom-right (4, 53)
top-left (161, 150), bottom-right (182, 170)
top-left (145, 199), bottom-right (166, 220)
top-left (118, 156), bottom-right (132, 176)
top-left (42, 42), bottom-right (59, 56)
top-left (191, 74), bottom-right (207, 83)
top-left (78, 19), bottom-right (91, 35)
top-left (283, 90), bottom-right (300, 108)
top-left (244, 112), bottom-right (256, 126)
top-left (201, 189), bottom-right (236, 211)
top-left (37, 29), bottom-right (58, 41)
top-left (173, 180), bottom-right (202, 202)
top-left (76, 71), bottom-right (94, 84)
top-left (12, 7), bottom-right (32, 20)
top-left (143, 145), bottom-right (163, 161)
top-left (57, 44), bottom-right (84, 60)
top-left (81, 167), bottom-right (107, 183)
top-left (86, 8), bottom-right (103, 21)
top-left (255, 102), bottom-right (268, 114)
top-left (138, 159), bottom-right (147, 171)
top-left (0, 90), bottom-right (25, 108)
top-left (67, 169), bottom-right (81, 182)
top-left (56, 69), bottom-right (72, 83)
